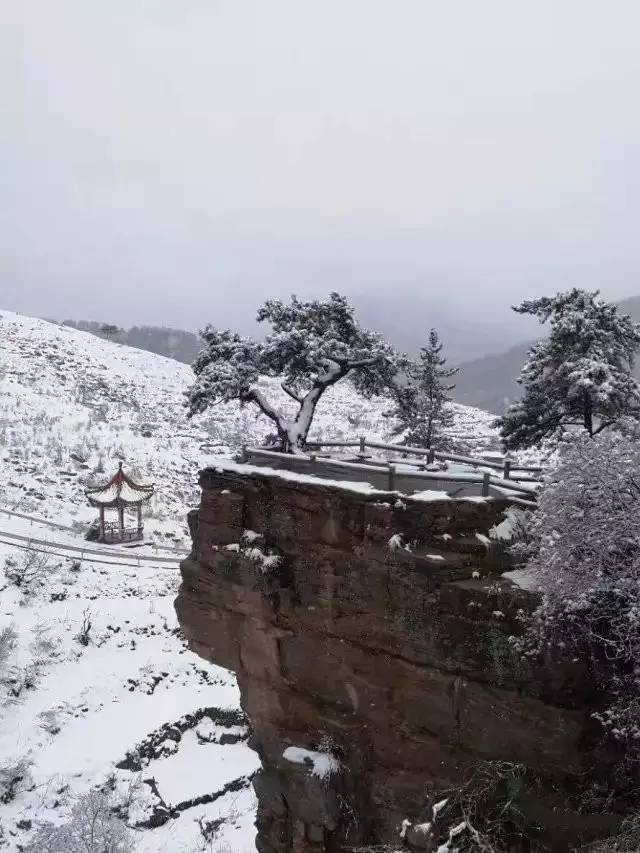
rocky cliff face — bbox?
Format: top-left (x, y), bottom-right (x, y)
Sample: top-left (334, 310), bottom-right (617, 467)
top-left (175, 466), bottom-right (607, 853)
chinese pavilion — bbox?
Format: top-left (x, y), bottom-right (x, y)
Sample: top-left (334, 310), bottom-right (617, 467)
top-left (85, 463), bottom-right (154, 544)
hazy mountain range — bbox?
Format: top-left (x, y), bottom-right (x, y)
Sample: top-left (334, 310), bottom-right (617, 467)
top-left (57, 295), bottom-right (640, 415)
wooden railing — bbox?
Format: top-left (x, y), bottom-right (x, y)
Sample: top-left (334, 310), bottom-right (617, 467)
top-left (238, 446), bottom-right (538, 504)
top-left (102, 522), bottom-right (144, 544)
top-left (303, 436), bottom-right (542, 480)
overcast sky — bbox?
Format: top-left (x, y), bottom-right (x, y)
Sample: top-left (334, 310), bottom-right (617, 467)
top-left (3, 1), bottom-right (640, 360)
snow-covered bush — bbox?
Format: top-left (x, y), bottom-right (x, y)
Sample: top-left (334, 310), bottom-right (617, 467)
top-left (24, 790), bottom-right (134, 853)
top-left (497, 289), bottom-right (640, 450)
top-left (499, 507), bottom-right (539, 567)
top-left (518, 430), bottom-right (640, 758)
top-left (187, 292), bottom-right (402, 452)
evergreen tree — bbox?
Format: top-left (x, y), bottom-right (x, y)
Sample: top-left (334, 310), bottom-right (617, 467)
top-left (497, 289), bottom-right (640, 450)
top-left (389, 329), bottom-right (459, 449)
top-left (187, 292), bottom-right (402, 452)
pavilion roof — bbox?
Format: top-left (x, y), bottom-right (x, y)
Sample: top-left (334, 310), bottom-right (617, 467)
top-left (86, 463), bottom-right (154, 508)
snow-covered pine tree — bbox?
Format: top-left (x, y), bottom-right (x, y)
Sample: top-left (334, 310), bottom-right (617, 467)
top-left (187, 292), bottom-right (402, 452)
top-left (388, 329), bottom-right (459, 449)
top-left (497, 289), bottom-right (640, 450)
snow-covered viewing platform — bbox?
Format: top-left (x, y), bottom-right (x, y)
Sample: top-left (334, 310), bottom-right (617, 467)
top-left (235, 439), bottom-right (540, 505)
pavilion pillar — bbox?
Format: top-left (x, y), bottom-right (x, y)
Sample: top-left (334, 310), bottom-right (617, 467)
top-left (118, 503), bottom-right (125, 541)
top-left (137, 502), bottom-right (142, 534)
top-left (99, 506), bottom-right (105, 541)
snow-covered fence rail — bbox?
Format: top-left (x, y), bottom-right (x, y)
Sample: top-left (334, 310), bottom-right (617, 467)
top-left (241, 447), bottom-right (537, 503)
top-left (0, 507), bottom-right (77, 532)
top-left (0, 528), bottom-right (183, 567)
top-left (303, 436), bottom-right (542, 479)
top-left (0, 508), bottom-right (189, 554)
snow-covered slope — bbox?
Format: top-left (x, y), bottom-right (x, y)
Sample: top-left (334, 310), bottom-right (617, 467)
top-left (0, 311), bottom-right (500, 541)
top-left (0, 313), bottom-right (267, 851)
top-left (0, 531), bottom-right (259, 852)
top-left (0, 310), bottom-right (501, 852)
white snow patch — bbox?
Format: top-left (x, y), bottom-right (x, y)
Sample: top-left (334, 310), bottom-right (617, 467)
top-left (502, 568), bottom-right (540, 591)
top-left (152, 729), bottom-right (258, 807)
top-left (282, 746), bottom-right (340, 780)
top-left (388, 534), bottom-right (411, 553)
top-left (432, 798), bottom-right (449, 819)
top-left (241, 529), bottom-right (261, 543)
top-left (410, 489), bottom-right (451, 502)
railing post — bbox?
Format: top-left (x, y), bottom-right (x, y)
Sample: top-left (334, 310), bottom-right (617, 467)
top-left (503, 458), bottom-right (511, 480)
top-left (387, 463), bottom-right (397, 491)
top-left (482, 472), bottom-right (491, 497)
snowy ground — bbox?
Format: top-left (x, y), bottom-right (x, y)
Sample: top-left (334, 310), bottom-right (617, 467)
top-left (0, 521), bottom-right (259, 852)
top-left (0, 310), bottom-right (508, 851)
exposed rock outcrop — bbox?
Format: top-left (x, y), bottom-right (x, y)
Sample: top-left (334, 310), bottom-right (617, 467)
top-left (175, 466), bottom-right (611, 852)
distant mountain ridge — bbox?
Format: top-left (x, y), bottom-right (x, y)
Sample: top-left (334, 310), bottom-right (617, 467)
top-left (453, 295), bottom-right (640, 413)
top-left (58, 294), bottom-right (640, 415)
top-left (60, 319), bottom-right (202, 364)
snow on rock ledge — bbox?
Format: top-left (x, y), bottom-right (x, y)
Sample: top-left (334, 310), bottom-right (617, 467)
top-left (282, 747), bottom-right (340, 780)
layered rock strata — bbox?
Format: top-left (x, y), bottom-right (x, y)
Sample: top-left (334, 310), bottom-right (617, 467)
top-left (176, 466), bottom-right (607, 852)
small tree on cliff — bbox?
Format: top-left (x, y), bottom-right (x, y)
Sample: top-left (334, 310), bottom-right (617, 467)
top-left (387, 328), bottom-right (458, 449)
top-left (496, 289), bottom-right (640, 450)
top-left (187, 292), bottom-right (401, 452)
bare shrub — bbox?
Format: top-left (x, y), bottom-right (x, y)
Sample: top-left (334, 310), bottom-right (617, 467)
top-left (0, 626), bottom-right (17, 669)
top-left (585, 815), bottom-right (640, 852)
top-left (5, 548), bottom-right (52, 593)
top-left (5, 662), bottom-right (39, 697)
top-left (24, 790), bottom-right (134, 853)
top-left (195, 815), bottom-right (235, 853)
top-left (30, 623), bottom-right (62, 664)
top-left (380, 762), bottom-right (536, 853)
top-left (75, 609), bottom-right (93, 647)
top-left (0, 758), bottom-right (32, 805)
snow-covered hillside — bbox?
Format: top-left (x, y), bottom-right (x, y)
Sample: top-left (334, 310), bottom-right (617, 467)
top-left (0, 311), bottom-right (500, 545)
top-left (0, 310), bottom-right (501, 852)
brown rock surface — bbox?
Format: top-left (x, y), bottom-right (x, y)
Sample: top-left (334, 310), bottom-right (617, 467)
top-left (175, 467), bottom-right (607, 852)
